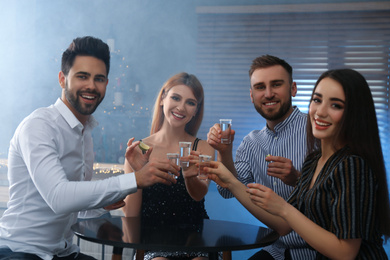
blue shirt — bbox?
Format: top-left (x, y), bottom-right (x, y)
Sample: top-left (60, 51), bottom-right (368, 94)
top-left (218, 107), bottom-right (316, 259)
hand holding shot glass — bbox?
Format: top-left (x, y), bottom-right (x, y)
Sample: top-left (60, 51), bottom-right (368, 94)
top-left (179, 141), bottom-right (192, 167)
top-left (219, 119), bottom-right (232, 144)
top-left (198, 155), bottom-right (212, 180)
top-left (167, 153), bottom-right (180, 179)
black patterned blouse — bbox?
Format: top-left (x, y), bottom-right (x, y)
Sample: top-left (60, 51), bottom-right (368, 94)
top-left (288, 146), bottom-right (387, 259)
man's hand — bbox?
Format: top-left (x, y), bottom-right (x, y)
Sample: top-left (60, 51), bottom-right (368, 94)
top-left (125, 137), bottom-right (152, 171)
top-left (206, 123), bottom-right (235, 153)
top-left (104, 200), bottom-right (126, 211)
top-left (135, 160), bottom-right (180, 188)
top-left (266, 155), bottom-right (300, 187)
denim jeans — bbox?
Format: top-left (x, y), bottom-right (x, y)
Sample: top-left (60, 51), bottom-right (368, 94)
top-left (0, 248), bottom-right (96, 260)
top-left (0, 247), bottom-right (42, 260)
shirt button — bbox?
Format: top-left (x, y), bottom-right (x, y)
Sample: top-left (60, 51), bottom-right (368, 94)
top-left (273, 181), bottom-right (277, 186)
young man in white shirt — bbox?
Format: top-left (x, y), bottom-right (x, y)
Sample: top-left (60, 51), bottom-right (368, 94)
top-left (0, 36), bottom-right (179, 260)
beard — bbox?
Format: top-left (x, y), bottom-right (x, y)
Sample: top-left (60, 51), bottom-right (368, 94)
top-left (254, 95), bottom-right (292, 121)
top-left (64, 81), bottom-right (104, 116)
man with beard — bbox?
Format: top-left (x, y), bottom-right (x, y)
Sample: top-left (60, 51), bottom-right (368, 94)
top-left (207, 55), bottom-right (315, 259)
top-left (0, 36), bottom-right (178, 260)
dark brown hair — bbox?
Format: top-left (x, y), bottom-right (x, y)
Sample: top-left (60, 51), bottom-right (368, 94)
top-left (249, 54), bottom-right (293, 84)
top-left (307, 69), bottom-right (390, 239)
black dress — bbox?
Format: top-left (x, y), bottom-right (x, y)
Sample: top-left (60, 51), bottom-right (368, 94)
top-left (141, 138), bottom-right (209, 260)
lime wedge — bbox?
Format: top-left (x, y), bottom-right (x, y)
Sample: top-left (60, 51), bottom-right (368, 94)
top-left (139, 140), bottom-right (150, 154)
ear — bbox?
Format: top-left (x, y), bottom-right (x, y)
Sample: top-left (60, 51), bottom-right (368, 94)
top-left (59, 71), bottom-right (66, 89)
top-left (250, 88), bottom-right (254, 103)
top-left (291, 82), bottom-right (297, 97)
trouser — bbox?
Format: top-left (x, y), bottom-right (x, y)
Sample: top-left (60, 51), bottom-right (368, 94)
top-left (248, 249), bottom-right (292, 260)
top-left (0, 247), bottom-right (97, 260)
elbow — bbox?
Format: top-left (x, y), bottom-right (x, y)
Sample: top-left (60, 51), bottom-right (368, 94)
top-left (190, 194), bottom-right (205, 202)
top-left (273, 226), bottom-right (292, 237)
top-left (276, 229), bottom-right (290, 237)
top-left (48, 193), bottom-right (78, 214)
top-left (46, 188), bottom-right (78, 215)
top-left (50, 203), bottom-right (71, 215)
top-left (188, 188), bottom-right (207, 201)
top-left (328, 248), bottom-right (359, 260)
top-left (46, 198), bottom-right (67, 215)
top-left (330, 254), bottom-right (357, 260)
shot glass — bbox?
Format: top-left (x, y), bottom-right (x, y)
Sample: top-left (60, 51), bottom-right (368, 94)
top-left (179, 142), bottom-right (192, 167)
top-left (219, 119), bottom-right (232, 144)
top-left (198, 155), bottom-right (212, 180)
top-left (167, 153), bottom-right (179, 179)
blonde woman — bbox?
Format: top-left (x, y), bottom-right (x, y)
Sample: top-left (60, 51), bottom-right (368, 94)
top-left (123, 72), bottom-right (214, 260)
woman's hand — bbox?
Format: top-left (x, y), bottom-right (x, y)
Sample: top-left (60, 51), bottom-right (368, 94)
top-left (246, 183), bottom-right (288, 217)
top-left (125, 137), bottom-right (152, 171)
top-left (204, 161), bottom-right (236, 188)
top-left (182, 150), bottom-right (201, 179)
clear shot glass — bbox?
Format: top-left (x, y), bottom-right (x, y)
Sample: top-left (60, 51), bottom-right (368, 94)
top-left (167, 153), bottom-right (179, 179)
top-left (219, 119), bottom-right (232, 144)
top-left (179, 142), bottom-right (192, 167)
top-left (198, 154), bottom-right (212, 180)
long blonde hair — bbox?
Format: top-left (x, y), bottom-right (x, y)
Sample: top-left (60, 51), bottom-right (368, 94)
top-left (150, 72), bottom-right (204, 136)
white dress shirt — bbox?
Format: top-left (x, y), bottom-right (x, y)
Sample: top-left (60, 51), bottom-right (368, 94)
top-left (0, 98), bottom-right (137, 260)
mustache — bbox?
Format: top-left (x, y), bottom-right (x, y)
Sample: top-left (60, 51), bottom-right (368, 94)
top-left (78, 90), bottom-right (101, 98)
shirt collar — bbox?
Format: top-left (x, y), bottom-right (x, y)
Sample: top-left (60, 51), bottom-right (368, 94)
top-left (54, 98), bottom-right (98, 130)
top-left (266, 106), bottom-right (301, 133)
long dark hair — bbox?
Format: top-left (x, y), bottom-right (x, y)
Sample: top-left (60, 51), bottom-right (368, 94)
top-left (306, 69), bottom-right (390, 239)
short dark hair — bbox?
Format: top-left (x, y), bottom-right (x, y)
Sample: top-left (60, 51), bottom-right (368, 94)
top-left (249, 55), bottom-right (293, 83)
top-left (61, 36), bottom-right (110, 76)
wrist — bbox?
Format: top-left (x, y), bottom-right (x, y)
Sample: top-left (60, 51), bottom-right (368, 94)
top-left (225, 176), bottom-right (240, 191)
top-left (280, 202), bottom-right (294, 220)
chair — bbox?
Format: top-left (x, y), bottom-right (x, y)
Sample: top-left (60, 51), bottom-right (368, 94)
top-left (112, 249), bottom-right (231, 260)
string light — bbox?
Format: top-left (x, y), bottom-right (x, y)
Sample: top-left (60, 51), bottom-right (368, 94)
top-left (0, 160), bottom-right (124, 177)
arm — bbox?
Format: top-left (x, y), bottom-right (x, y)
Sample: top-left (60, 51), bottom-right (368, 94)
top-left (123, 137), bottom-right (179, 187)
top-left (207, 123), bottom-right (237, 175)
top-left (182, 141), bottom-right (215, 201)
top-left (18, 118), bottom-right (137, 215)
top-left (205, 161), bottom-right (292, 235)
top-left (248, 183), bottom-right (361, 260)
top-left (20, 119), bottom-right (177, 215)
top-left (122, 138), bottom-right (180, 216)
top-left (122, 157), bottom-right (142, 217)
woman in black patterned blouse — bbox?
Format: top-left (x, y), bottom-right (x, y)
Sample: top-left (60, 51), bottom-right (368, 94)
top-left (206, 69), bottom-right (390, 259)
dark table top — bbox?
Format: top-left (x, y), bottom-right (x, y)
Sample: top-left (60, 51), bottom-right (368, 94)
top-left (72, 216), bottom-right (279, 253)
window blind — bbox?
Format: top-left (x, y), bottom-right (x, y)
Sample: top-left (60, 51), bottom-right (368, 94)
top-left (195, 9), bottom-right (390, 176)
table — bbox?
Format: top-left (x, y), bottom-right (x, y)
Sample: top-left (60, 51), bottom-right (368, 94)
top-left (72, 216), bottom-right (279, 260)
